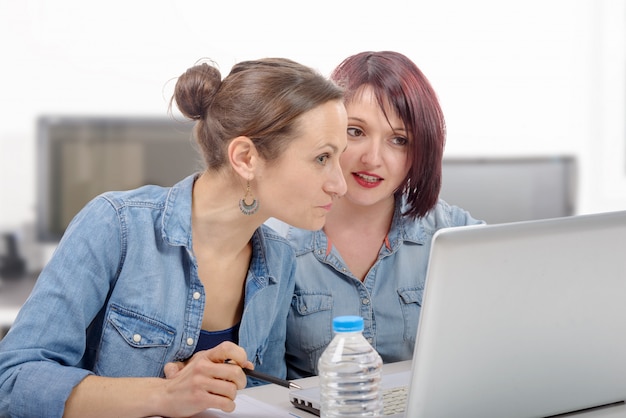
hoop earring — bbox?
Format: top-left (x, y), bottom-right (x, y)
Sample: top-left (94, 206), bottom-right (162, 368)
top-left (239, 179), bottom-right (259, 215)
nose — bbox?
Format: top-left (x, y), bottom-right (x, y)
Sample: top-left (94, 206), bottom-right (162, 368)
top-left (360, 139), bottom-right (382, 166)
top-left (326, 160), bottom-right (348, 197)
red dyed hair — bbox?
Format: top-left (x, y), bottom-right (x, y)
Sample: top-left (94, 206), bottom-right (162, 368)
top-left (330, 51), bottom-right (446, 218)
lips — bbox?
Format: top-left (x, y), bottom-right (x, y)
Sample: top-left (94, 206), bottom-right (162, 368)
top-left (352, 172), bottom-right (383, 188)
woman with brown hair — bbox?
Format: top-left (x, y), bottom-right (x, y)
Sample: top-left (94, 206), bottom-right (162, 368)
top-left (0, 57), bottom-right (348, 417)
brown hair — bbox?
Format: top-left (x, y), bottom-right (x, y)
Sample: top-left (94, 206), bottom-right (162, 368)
top-left (171, 58), bottom-right (344, 170)
top-left (331, 51), bottom-right (446, 218)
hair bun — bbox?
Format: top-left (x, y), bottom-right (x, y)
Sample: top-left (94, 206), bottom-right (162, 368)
top-left (173, 62), bottom-right (222, 120)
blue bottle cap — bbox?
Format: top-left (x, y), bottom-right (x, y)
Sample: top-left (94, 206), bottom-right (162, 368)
top-left (332, 315), bottom-right (365, 332)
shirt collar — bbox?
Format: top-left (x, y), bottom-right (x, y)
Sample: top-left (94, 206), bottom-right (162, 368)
top-left (161, 173), bottom-right (198, 249)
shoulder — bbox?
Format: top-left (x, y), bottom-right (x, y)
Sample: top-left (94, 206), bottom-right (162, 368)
top-left (60, 185), bottom-right (172, 247)
top-left (64, 176), bottom-right (197, 245)
top-left (419, 199), bottom-right (485, 231)
top-left (395, 197), bottom-right (484, 242)
top-left (98, 184), bottom-right (171, 211)
top-left (93, 174), bottom-right (196, 212)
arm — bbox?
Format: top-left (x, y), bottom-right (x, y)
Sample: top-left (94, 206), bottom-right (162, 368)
top-left (0, 196), bottom-right (249, 417)
top-left (64, 342), bottom-right (252, 418)
top-left (0, 197), bottom-right (126, 417)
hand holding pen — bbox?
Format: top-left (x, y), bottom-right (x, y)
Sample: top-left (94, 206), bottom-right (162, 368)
top-left (161, 342), bottom-right (252, 416)
top-left (163, 341), bottom-right (301, 394)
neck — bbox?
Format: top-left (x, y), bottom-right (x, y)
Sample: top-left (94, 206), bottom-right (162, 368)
top-left (191, 171), bottom-right (263, 255)
top-left (324, 195), bottom-right (396, 238)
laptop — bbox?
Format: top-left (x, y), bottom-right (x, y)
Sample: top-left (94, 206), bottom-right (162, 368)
top-left (289, 210), bottom-right (626, 417)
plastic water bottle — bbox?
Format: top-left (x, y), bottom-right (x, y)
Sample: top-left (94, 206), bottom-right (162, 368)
top-left (318, 315), bottom-right (384, 417)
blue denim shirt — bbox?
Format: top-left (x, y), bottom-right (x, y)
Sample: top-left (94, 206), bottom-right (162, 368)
top-left (0, 174), bottom-right (295, 418)
top-left (274, 199), bottom-right (484, 379)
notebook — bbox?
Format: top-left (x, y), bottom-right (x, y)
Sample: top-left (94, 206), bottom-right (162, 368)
top-left (289, 210), bottom-right (626, 417)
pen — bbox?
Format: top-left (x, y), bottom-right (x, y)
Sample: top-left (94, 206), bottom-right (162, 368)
top-left (242, 367), bottom-right (302, 390)
top-left (224, 360), bottom-right (302, 390)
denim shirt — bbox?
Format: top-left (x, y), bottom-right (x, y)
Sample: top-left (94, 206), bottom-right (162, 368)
top-left (274, 199), bottom-right (484, 379)
top-left (0, 174), bottom-right (295, 418)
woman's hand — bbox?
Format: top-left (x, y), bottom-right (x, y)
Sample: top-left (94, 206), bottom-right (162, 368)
top-left (159, 341), bottom-right (254, 416)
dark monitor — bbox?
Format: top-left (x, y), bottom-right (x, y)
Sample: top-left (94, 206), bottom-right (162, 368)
top-left (36, 116), bottom-right (202, 242)
top-left (440, 156), bottom-right (578, 224)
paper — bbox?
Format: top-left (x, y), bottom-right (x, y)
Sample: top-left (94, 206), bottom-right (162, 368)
top-left (191, 394), bottom-right (303, 418)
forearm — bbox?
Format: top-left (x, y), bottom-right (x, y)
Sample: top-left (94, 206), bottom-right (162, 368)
top-left (64, 345), bottom-right (250, 418)
top-left (64, 375), bottom-right (167, 418)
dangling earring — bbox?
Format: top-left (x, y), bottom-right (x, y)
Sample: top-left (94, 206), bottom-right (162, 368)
top-left (239, 178), bottom-right (259, 215)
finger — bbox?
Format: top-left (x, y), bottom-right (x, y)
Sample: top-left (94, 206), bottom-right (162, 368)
top-left (206, 341), bottom-right (249, 367)
top-left (186, 351), bottom-right (248, 390)
top-left (203, 391), bottom-right (237, 413)
top-left (208, 361), bottom-right (249, 390)
top-left (204, 375), bottom-right (240, 401)
top-left (163, 361), bottom-right (184, 379)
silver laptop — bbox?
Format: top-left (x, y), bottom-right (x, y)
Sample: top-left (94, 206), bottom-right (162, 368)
top-left (290, 210), bottom-right (626, 417)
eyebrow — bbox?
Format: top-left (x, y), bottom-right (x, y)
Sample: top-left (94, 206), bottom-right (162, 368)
top-left (316, 139), bottom-right (347, 155)
top-left (348, 116), bottom-right (367, 124)
top-left (324, 143), bottom-right (345, 153)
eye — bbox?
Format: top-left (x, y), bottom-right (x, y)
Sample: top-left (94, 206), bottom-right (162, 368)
top-left (391, 136), bottom-right (409, 146)
top-left (347, 127), bottom-right (364, 138)
top-left (316, 153), bottom-right (330, 166)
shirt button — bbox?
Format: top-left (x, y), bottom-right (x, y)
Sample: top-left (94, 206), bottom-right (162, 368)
top-left (362, 298), bottom-right (370, 305)
top-left (133, 334), bottom-right (141, 343)
top-left (193, 291), bottom-right (201, 300)
top-left (186, 337), bottom-right (194, 346)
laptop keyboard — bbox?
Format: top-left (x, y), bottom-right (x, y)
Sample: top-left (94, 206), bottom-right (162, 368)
top-left (383, 386), bottom-right (408, 415)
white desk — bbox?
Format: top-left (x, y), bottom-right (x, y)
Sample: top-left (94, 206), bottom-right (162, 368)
top-left (232, 361), bottom-right (626, 418)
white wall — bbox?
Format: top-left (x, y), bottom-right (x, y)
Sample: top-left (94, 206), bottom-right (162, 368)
top-left (1, 0), bottom-right (625, 236)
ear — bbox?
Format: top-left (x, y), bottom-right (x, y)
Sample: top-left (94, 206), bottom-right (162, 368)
top-left (228, 136), bottom-right (259, 180)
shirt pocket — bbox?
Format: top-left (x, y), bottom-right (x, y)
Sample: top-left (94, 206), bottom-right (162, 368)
top-left (288, 292), bottom-right (333, 352)
top-left (95, 304), bottom-right (176, 377)
top-left (397, 287), bottom-right (424, 343)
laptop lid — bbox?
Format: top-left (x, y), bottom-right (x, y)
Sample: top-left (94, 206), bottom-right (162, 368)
top-left (405, 210), bottom-right (626, 417)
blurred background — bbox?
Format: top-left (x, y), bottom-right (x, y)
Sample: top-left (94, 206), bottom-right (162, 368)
top-left (0, 0), bottom-right (625, 276)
